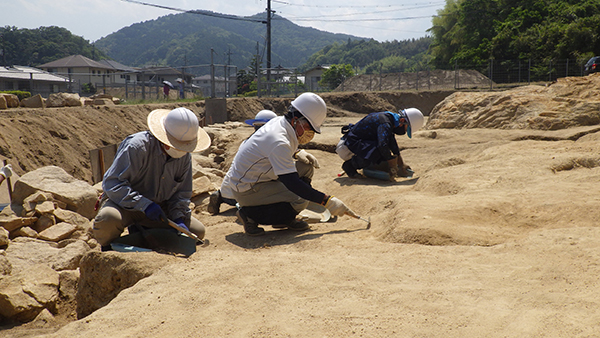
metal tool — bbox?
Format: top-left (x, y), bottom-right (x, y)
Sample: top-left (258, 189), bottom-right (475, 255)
top-left (168, 219), bottom-right (204, 245)
top-left (349, 213), bottom-right (371, 229)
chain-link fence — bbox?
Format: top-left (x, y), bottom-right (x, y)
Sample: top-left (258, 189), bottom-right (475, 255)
top-left (24, 58), bottom-right (593, 99)
top-left (39, 63), bottom-right (238, 101)
top-left (334, 59), bottom-right (590, 93)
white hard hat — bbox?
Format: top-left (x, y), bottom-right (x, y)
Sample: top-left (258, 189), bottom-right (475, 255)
top-left (403, 108), bottom-right (424, 138)
top-left (291, 92), bottom-right (327, 133)
top-left (245, 109), bottom-right (277, 126)
top-left (148, 107), bottom-right (211, 152)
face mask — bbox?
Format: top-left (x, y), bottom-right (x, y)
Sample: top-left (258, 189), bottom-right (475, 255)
top-left (393, 125), bottom-right (406, 135)
top-left (165, 146), bottom-right (187, 158)
top-left (296, 121), bottom-right (315, 144)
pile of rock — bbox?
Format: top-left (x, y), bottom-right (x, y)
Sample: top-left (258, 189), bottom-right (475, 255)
top-left (0, 166), bottom-right (99, 324)
top-left (0, 92), bottom-right (121, 109)
top-left (0, 121), bottom-right (250, 326)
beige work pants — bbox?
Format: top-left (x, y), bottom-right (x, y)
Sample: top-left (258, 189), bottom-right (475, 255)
top-left (232, 161), bottom-right (314, 212)
top-left (92, 200), bottom-right (205, 246)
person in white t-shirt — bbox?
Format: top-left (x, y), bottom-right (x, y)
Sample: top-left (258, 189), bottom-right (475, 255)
top-left (224, 92), bottom-right (357, 236)
top-left (208, 109), bottom-right (320, 215)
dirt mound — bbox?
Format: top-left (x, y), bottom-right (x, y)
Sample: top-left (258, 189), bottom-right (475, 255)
top-left (0, 92), bottom-right (452, 184)
top-left (427, 74), bottom-right (600, 130)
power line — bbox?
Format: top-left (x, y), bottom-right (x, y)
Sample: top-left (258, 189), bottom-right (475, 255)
top-left (271, 0), bottom-right (445, 9)
top-left (121, 0), bottom-right (267, 23)
top-left (280, 5), bottom-right (443, 20)
top-left (274, 15), bottom-right (435, 23)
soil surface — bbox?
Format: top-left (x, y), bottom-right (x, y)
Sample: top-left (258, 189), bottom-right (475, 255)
top-left (3, 89), bottom-right (600, 337)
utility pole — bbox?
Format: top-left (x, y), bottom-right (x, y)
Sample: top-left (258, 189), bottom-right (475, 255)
top-left (225, 48), bottom-right (232, 97)
top-left (0, 34), bottom-right (6, 67)
top-left (210, 48), bottom-right (216, 98)
top-left (266, 0), bottom-right (273, 96)
top-left (256, 42), bottom-right (261, 98)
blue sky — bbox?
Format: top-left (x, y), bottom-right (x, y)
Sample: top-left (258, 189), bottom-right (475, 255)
top-left (6, 0), bottom-right (446, 42)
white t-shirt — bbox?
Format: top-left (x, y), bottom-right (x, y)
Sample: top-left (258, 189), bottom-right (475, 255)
top-left (225, 116), bottom-right (298, 193)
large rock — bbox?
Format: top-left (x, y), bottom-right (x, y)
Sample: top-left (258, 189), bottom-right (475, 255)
top-left (92, 98), bottom-right (114, 106)
top-left (76, 251), bottom-right (178, 319)
top-left (0, 93), bottom-right (19, 108)
top-left (46, 93), bottom-right (83, 107)
top-left (58, 269), bottom-right (79, 302)
top-left (20, 94), bottom-right (45, 108)
top-left (0, 95), bottom-right (7, 110)
top-left (12, 166), bottom-right (98, 219)
top-left (0, 263), bottom-right (59, 322)
top-left (5, 237), bottom-right (90, 272)
top-left (192, 176), bottom-right (212, 197)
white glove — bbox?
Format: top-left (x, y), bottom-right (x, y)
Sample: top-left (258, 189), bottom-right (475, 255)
top-left (325, 196), bottom-right (355, 217)
top-left (0, 164), bottom-right (12, 179)
top-left (295, 149), bottom-right (320, 168)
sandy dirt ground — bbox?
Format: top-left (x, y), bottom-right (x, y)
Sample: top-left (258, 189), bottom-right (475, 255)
top-left (3, 97), bottom-right (600, 337)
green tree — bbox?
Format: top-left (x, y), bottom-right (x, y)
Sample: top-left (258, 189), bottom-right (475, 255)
top-left (429, 0), bottom-right (600, 68)
top-left (318, 64), bottom-right (354, 90)
top-left (0, 26), bottom-right (108, 67)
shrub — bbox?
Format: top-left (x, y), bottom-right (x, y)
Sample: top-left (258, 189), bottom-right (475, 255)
top-left (0, 90), bottom-right (31, 101)
top-left (82, 83), bottom-right (97, 94)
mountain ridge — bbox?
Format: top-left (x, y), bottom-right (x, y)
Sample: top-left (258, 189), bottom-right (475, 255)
top-left (94, 10), bottom-right (365, 72)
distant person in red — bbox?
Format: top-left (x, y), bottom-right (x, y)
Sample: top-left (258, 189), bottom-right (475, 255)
top-left (163, 84), bottom-right (170, 99)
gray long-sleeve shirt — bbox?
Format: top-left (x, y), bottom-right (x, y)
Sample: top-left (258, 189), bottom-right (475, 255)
top-left (102, 131), bottom-right (193, 221)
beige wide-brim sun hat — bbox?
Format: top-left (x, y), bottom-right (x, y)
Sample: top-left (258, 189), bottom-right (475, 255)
top-left (147, 109), bottom-right (211, 153)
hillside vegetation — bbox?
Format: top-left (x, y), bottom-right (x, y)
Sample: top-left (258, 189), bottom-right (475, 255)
top-left (0, 26), bottom-right (108, 66)
top-left (429, 0), bottom-right (600, 67)
top-left (93, 11), bottom-right (360, 70)
top-left (298, 37), bottom-right (432, 74)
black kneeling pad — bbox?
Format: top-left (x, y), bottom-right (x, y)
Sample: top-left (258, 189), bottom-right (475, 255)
top-left (112, 228), bottom-right (196, 257)
top-left (242, 202), bottom-right (298, 225)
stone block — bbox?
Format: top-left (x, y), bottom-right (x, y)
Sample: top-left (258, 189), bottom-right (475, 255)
top-left (0, 93), bottom-right (19, 107)
top-left (12, 166), bottom-right (98, 219)
top-left (33, 214), bottom-right (56, 233)
top-left (20, 94), bottom-right (45, 108)
top-left (38, 222), bottom-right (76, 242)
top-left (35, 200), bottom-right (56, 215)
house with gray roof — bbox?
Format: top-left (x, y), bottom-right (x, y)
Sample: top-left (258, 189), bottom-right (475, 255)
top-left (37, 55), bottom-right (130, 92)
top-left (0, 66), bottom-right (70, 97)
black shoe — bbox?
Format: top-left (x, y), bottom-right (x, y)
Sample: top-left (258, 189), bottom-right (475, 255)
top-left (286, 219), bottom-right (309, 231)
top-left (101, 245), bottom-right (113, 252)
top-left (237, 209), bottom-right (265, 236)
top-left (342, 160), bottom-right (361, 178)
top-left (207, 190), bottom-right (223, 215)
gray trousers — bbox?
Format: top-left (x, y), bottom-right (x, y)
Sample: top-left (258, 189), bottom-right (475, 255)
top-left (92, 199), bottom-right (205, 246)
top-left (232, 161), bottom-right (314, 212)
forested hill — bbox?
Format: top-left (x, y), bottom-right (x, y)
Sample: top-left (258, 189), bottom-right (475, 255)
top-left (0, 26), bottom-right (108, 67)
top-left (94, 11), bottom-right (361, 70)
top-left (429, 0), bottom-right (600, 67)
top-left (298, 37), bottom-right (432, 74)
